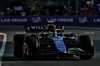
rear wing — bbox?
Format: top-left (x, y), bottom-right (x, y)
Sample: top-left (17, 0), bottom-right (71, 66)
top-left (24, 25), bottom-right (64, 33)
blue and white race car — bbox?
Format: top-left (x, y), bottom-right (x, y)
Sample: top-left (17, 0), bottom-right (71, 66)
top-left (13, 23), bottom-right (94, 60)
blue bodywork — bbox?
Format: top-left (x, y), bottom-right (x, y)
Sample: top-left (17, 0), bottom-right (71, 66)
top-left (50, 37), bottom-right (67, 53)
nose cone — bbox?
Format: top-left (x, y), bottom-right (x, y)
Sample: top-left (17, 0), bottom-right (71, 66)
top-left (57, 48), bottom-right (67, 53)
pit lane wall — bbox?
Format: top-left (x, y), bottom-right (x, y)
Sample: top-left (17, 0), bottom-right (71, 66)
top-left (0, 16), bottom-right (100, 26)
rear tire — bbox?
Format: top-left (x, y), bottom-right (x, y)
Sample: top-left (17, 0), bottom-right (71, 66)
top-left (79, 35), bottom-right (94, 60)
top-left (13, 34), bottom-right (25, 57)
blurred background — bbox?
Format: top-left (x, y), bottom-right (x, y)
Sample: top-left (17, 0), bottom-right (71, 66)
top-left (0, 0), bottom-right (94, 16)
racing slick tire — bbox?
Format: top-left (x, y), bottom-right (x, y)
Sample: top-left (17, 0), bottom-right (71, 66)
top-left (26, 36), bottom-right (39, 51)
top-left (13, 34), bottom-right (25, 57)
top-left (24, 36), bottom-right (39, 59)
top-left (79, 35), bottom-right (94, 60)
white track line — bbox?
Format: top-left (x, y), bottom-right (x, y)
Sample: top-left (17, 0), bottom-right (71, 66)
top-left (0, 33), bottom-right (7, 66)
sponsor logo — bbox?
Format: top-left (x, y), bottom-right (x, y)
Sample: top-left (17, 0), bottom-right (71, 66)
top-left (94, 18), bottom-right (100, 22)
top-left (31, 26), bottom-right (44, 29)
top-left (0, 18), bottom-right (27, 22)
top-left (78, 17), bottom-right (88, 23)
top-left (56, 41), bottom-right (61, 42)
top-left (97, 4), bottom-right (100, 11)
top-left (32, 17), bottom-right (41, 23)
top-left (47, 18), bottom-right (74, 22)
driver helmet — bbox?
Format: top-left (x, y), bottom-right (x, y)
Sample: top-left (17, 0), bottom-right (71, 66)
top-left (47, 24), bottom-right (56, 30)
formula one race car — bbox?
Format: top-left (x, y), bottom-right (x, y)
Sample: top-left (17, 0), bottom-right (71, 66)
top-left (13, 22), bottom-right (94, 60)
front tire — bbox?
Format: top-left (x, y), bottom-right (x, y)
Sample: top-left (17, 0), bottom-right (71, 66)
top-left (79, 35), bottom-right (94, 60)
